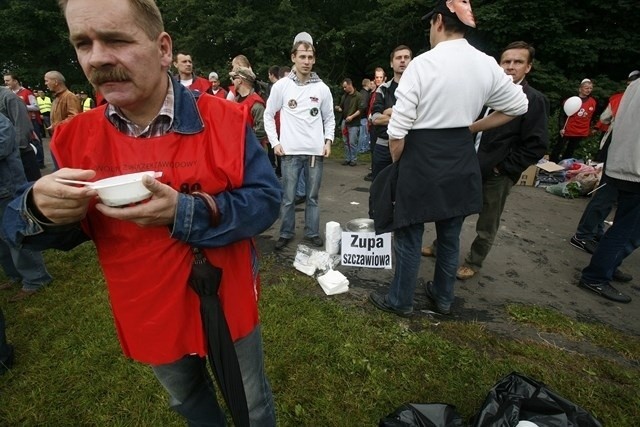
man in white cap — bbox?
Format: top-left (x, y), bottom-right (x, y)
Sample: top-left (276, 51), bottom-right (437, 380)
top-left (264, 31), bottom-right (335, 250)
top-left (550, 78), bottom-right (597, 162)
top-left (369, 0), bottom-right (528, 317)
top-left (207, 72), bottom-right (227, 99)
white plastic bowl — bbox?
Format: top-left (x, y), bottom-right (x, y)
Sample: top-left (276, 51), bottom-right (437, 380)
top-left (90, 171), bottom-right (162, 207)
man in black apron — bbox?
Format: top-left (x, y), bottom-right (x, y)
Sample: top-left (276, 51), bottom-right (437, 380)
top-left (369, 0), bottom-right (528, 316)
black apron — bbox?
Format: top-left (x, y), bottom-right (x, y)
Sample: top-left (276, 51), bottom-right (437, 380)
top-left (373, 127), bottom-right (482, 232)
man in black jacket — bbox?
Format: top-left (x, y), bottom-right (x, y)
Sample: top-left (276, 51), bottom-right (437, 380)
top-left (457, 41), bottom-right (549, 280)
top-left (370, 45), bottom-right (412, 180)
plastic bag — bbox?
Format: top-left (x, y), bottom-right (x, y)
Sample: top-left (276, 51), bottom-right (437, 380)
top-left (571, 171), bottom-right (600, 195)
top-left (379, 403), bottom-right (464, 427)
top-left (545, 181), bottom-right (582, 198)
top-left (471, 372), bottom-right (603, 427)
top-left (565, 164), bottom-right (596, 180)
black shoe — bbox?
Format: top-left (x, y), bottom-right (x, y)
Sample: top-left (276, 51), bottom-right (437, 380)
top-left (274, 237), bottom-right (291, 251)
top-left (364, 173), bottom-right (373, 182)
top-left (570, 235), bottom-right (598, 254)
top-left (424, 281), bottom-right (451, 315)
top-left (0, 344), bottom-right (15, 375)
top-left (612, 269), bottom-right (633, 283)
top-left (349, 161), bottom-right (357, 166)
top-left (368, 292), bottom-right (412, 317)
top-left (294, 196), bottom-right (306, 205)
top-left (578, 281), bottom-right (631, 303)
top-left (303, 236), bottom-right (323, 247)
top-left (342, 161), bottom-right (350, 166)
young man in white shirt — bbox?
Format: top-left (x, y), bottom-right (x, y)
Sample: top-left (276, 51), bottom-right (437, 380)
top-left (264, 32), bottom-right (335, 250)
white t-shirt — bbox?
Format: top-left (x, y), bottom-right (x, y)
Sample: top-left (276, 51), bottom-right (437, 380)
top-left (388, 38), bottom-right (528, 139)
top-left (264, 76), bottom-right (335, 156)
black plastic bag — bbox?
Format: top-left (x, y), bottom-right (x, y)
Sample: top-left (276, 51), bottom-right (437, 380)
top-left (379, 403), bottom-right (465, 427)
top-left (471, 372), bottom-right (603, 427)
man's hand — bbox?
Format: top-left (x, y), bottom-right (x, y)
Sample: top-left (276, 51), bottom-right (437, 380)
top-left (32, 168), bottom-right (98, 224)
top-left (323, 140), bottom-right (332, 158)
top-left (274, 144), bottom-right (285, 156)
top-left (95, 175), bottom-right (178, 227)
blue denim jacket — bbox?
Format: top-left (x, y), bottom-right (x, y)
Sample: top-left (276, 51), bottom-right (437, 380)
top-left (2, 78), bottom-right (282, 251)
top-left (0, 114), bottom-right (28, 236)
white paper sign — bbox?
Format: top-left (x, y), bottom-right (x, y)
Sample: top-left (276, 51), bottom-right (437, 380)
top-left (341, 231), bottom-right (392, 269)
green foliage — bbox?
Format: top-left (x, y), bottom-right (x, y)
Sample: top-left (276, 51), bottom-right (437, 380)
top-left (1, 0), bottom-right (637, 142)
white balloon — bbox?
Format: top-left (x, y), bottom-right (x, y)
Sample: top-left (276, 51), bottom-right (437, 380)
top-left (516, 421), bottom-right (539, 427)
top-left (563, 96), bottom-right (583, 116)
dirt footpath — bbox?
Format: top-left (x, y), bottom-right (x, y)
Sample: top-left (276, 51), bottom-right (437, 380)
top-left (259, 157), bottom-right (640, 338)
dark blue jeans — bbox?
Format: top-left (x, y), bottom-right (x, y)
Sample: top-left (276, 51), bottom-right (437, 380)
top-left (575, 176), bottom-right (618, 241)
top-left (386, 216), bottom-right (464, 312)
top-left (371, 142), bottom-right (391, 181)
top-left (581, 189), bottom-right (640, 284)
top-left (151, 326), bottom-right (275, 427)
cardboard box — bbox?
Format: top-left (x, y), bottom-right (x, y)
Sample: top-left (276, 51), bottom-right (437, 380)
top-left (516, 164), bottom-right (538, 186)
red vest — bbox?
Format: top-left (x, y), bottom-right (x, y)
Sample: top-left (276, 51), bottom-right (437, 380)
top-left (51, 97), bottom-right (260, 364)
top-left (16, 87), bottom-right (42, 124)
top-left (595, 92), bottom-right (623, 132)
top-left (564, 96), bottom-right (597, 137)
top-left (238, 92), bottom-right (265, 128)
top-left (186, 76), bottom-right (212, 94)
top-left (211, 87), bottom-right (228, 99)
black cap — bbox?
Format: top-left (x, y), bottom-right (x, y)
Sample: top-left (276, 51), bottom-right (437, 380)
top-left (422, 0), bottom-right (476, 28)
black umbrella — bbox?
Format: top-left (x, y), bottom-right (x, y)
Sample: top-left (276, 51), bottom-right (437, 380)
top-left (188, 247), bottom-right (250, 427)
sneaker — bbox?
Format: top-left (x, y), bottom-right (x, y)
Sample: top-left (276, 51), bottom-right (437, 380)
top-left (274, 237), bottom-right (291, 251)
top-left (0, 344), bottom-right (15, 375)
top-left (421, 245), bottom-right (436, 257)
top-left (341, 161), bottom-right (350, 166)
top-left (612, 269), bottom-right (633, 283)
top-left (423, 281), bottom-right (451, 315)
top-left (294, 196), bottom-right (306, 205)
top-left (368, 292), bottom-right (412, 317)
top-left (456, 265), bottom-right (476, 280)
top-left (349, 161), bottom-right (357, 167)
top-left (364, 173), bottom-right (373, 182)
top-left (578, 281), bottom-right (631, 303)
top-left (570, 235), bottom-right (598, 254)
top-left (304, 236), bottom-right (323, 247)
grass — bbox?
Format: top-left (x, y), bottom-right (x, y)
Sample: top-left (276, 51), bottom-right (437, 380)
top-left (2, 244), bottom-right (638, 426)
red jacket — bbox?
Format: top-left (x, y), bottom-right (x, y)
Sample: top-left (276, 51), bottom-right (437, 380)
top-left (595, 92), bottom-right (623, 132)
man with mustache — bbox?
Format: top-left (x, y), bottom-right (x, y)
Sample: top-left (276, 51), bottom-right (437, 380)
top-left (44, 70), bottom-right (81, 133)
top-left (4, 0), bottom-right (280, 425)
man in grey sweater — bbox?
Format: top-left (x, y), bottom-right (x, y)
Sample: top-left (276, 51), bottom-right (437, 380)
top-left (579, 79), bottom-right (640, 303)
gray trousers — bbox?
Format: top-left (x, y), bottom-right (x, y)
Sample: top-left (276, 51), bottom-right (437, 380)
top-left (465, 174), bottom-right (514, 269)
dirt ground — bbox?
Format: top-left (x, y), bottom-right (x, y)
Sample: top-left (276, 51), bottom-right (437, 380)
top-left (258, 156), bottom-right (640, 343)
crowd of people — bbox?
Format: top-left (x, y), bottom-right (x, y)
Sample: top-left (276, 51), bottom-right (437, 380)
top-left (1, 0), bottom-right (639, 424)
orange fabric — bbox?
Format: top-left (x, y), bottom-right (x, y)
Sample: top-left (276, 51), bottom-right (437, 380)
top-left (51, 96), bottom-right (260, 364)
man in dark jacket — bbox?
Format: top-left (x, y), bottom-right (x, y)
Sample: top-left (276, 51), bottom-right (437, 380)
top-left (456, 41), bottom-right (549, 280)
top-left (370, 45), bottom-right (412, 180)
